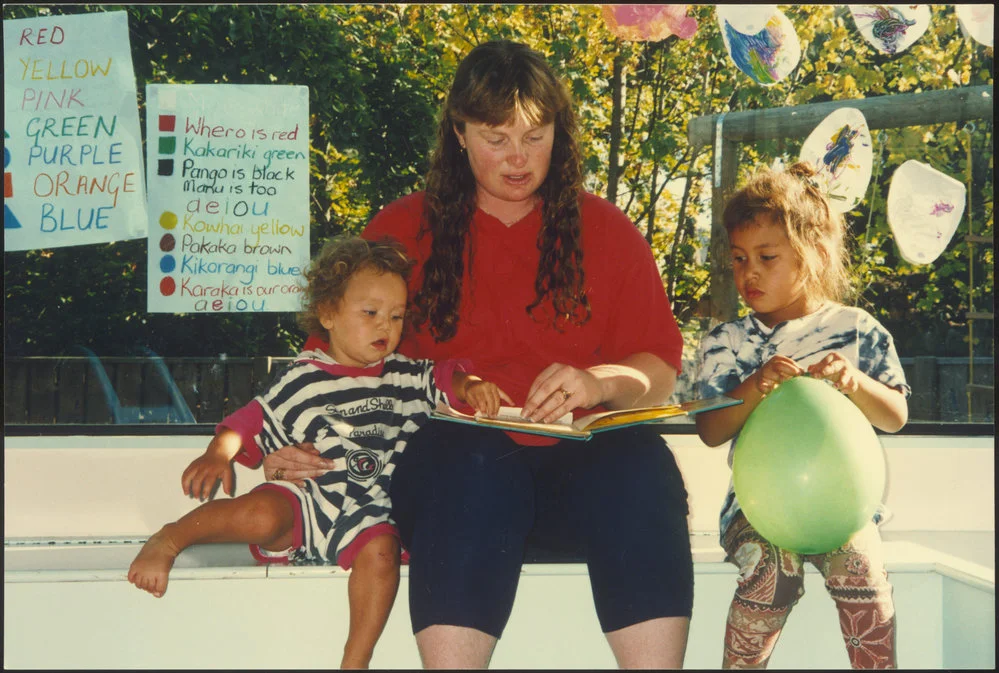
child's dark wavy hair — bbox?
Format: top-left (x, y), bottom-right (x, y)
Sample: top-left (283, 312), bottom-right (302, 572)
top-left (722, 162), bottom-right (853, 303)
top-left (297, 235), bottom-right (414, 336)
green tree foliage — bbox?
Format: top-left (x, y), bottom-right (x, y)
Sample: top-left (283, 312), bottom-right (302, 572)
top-left (3, 4), bottom-right (993, 362)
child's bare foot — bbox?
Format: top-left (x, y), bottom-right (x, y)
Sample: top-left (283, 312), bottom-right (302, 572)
top-left (128, 527), bottom-right (182, 597)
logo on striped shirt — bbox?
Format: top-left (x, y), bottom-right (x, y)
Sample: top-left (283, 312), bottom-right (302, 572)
top-left (346, 448), bottom-right (381, 481)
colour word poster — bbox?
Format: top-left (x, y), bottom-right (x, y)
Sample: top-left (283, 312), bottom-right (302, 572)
top-left (145, 83), bottom-right (310, 313)
top-left (3, 10), bottom-right (147, 251)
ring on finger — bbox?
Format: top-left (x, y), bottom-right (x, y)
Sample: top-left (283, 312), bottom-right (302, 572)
top-left (273, 468), bottom-right (285, 480)
top-left (559, 388), bottom-right (572, 401)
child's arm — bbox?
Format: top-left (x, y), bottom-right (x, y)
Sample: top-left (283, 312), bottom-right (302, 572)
top-left (452, 371), bottom-right (513, 417)
top-left (696, 355), bottom-right (803, 447)
top-left (807, 353), bottom-right (908, 432)
top-left (181, 427), bottom-right (243, 502)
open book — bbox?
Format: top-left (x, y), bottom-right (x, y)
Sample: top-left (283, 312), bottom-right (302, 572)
top-left (431, 395), bottom-right (741, 441)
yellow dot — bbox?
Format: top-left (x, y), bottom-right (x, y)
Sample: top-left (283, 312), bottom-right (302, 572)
top-left (159, 211), bottom-right (178, 229)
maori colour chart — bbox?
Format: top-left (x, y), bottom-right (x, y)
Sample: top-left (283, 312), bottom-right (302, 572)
top-left (145, 83), bottom-right (309, 313)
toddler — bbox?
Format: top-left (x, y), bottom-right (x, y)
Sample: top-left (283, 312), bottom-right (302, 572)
top-left (129, 235), bottom-right (510, 669)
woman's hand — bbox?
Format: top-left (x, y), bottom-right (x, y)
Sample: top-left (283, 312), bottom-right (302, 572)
top-left (262, 443), bottom-right (335, 487)
top-left (522, 363), bottom-right (602, 423)
top-left (755, 355), bottom-right (803, 394)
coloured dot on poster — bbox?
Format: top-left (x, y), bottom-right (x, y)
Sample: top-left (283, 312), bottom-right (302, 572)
top-left (160, 255), bottom-right (176, 273)
top-left (159, 115), bottom-right (176, 132)
top-left (159, 211), bottom-right (178, 229)
top-left (158, 136), bottom-right (177, 154)
top-left (157, 159), bottom-right (174, 176)
top-left (160, 276), bottom-right (176, 296)
top-left (159, 233), bottom-right (176, 252)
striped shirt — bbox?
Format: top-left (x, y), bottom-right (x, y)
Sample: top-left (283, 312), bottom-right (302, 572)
top-left (223, 349), bottom-right (464, 564)
top-left (697, 303), bottom-right (910, 538)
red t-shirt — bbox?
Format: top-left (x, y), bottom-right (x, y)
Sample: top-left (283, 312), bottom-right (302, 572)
top-left (340, 191), bottom-right (682, 445)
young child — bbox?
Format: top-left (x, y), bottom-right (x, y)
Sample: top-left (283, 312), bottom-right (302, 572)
top-left (695, 162), bottom-right (910, 669)
top-left (128, 235), bottom-right (511, 669)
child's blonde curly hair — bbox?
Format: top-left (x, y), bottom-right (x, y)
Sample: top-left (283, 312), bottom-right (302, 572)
top-left (297, 235), bottom-right (414, 336)
top-left (722, 161), bottom-right (853, 303)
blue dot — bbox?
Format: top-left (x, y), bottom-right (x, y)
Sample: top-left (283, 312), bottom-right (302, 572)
top-left (160, 255), bottom-right (176, 273)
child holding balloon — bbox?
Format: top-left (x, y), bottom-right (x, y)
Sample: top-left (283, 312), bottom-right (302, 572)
top-left (696, 162), bottom-right (910, 669)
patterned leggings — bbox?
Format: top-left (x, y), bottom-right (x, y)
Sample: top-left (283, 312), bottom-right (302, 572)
top-left (721, 512), bottom-right (896, 669)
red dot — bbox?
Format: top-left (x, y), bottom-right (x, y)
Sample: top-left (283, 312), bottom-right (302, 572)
top-left (160, 276), bottom-right (176, 296)
top-left (158, 114), bottom-right (176, 132)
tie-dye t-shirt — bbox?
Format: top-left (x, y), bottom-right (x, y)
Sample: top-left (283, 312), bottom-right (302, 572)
top-left (697, 302), bottom-right (911, 538)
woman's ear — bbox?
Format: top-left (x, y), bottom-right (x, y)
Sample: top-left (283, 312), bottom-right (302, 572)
top-left (453, 124), bottom-right (466, 150)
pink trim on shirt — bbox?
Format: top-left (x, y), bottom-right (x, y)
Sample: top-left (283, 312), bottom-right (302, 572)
top-left (217, 400), bottom-right (265, 468)
top-left (433, 358), bottom-right (471, 410)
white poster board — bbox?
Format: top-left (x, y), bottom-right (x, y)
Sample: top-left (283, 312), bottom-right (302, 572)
top-left (3, 10), bottom-right (147, 251)
top-left (145, 84), bottom-right (310, 313)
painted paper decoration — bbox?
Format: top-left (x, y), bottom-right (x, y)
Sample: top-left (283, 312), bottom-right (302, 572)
top-left (716, 5), bottom-right (778, 36)
top-left (849, 5), bottom-right (931, 55)
top-left (955, 4), bottom-right (994, 48)
top-left (887, 160), bottom-right (966, 265)
top-left (798, 108), bottom-right (873, 213)
top-left (718, 7), bottom-right (801, 86)
top-left (601, 5), bottom-right (698, 42)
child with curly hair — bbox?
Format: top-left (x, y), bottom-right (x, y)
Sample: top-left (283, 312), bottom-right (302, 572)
top-left (129, 235), bottom-right (510, 669)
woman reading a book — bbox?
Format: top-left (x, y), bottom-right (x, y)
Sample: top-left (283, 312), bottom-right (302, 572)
top-left (262, 40), bottom-right (692, 668)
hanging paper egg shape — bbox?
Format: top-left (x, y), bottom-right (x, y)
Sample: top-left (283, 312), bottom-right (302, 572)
top-left (716, 5), bottom-right (779, 36)
top-left (798, 107), bottom-right (874, 214)
top-left (849, 5), bottom-right (931, 55)
top-left (601, 5), bottom-right (698, 42)
top-left (719, 7), bottom-right (801, 87)
top-left (886, 160), bottom-right (966, 265)
top-left (955, 4), bottom-right (994, 48)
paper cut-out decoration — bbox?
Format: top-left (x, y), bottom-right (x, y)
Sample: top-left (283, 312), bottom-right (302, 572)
top-left (719, 7), bottom-right (801, 86)
top-left (716, 5), bottom-right (778, 36)
top-left (849, 5), bottom-right (931, 55)
top-left (887, 160), bottom-right (966, 265)
top-left (798, 108), bottom-right (873, 213)
top-left (955, 4), bottom-right (994, 48)
top-left (601, 5), bottom-right (698, 41)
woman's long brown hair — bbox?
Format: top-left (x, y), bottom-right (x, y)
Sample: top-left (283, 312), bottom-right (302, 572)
top-left (414, 40), bottom-right (590, 342)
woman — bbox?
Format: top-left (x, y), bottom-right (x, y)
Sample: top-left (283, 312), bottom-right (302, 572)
top-left (264, 40), bottom-right (692, 668)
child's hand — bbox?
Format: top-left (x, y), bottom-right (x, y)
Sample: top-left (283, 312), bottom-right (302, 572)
top-left (182, 434), bottom-right (237, 501)
top-left (807, 353), bottom-right (860, 395)
top-left (463, 379), bottom-right (514, 418)
top-left (756, 355), bottom-right (803, 395)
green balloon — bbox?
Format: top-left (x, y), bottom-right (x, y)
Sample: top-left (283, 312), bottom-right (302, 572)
top-left (732, 375), bottom-right (886, 555)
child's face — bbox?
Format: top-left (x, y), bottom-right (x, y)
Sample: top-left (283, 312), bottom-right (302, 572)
top-left (319, 266), bottom-right (408, 368)
top-left (729, 217), bottom-right (815, 328)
